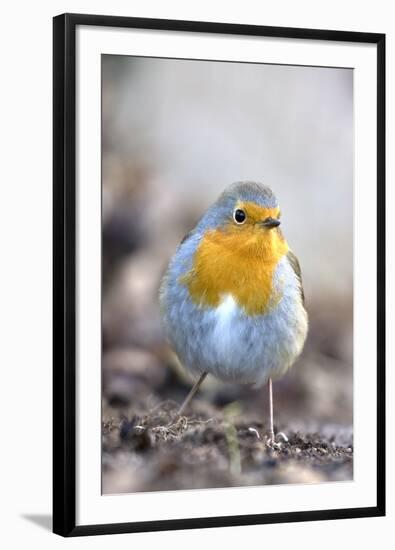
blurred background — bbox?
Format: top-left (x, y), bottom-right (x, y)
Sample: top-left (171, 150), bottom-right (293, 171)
top-left (101, 55), bottom-right (353, 493)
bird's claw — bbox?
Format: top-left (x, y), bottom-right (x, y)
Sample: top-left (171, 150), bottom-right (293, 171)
top-left (266, 431), bottom-right (288, 448)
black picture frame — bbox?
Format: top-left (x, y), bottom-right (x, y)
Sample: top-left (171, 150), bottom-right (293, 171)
top-left (53, 13), bottom-right (386, 537)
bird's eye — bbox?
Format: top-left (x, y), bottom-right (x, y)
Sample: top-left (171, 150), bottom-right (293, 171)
top-left (233, 209), bottom-right (246, 224)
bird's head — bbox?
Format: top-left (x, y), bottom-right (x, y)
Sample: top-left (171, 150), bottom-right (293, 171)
top-left (196, 181), bottom-right (285, 257)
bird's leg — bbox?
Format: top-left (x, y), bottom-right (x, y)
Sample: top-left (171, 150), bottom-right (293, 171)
top-left (177, 372), bottom-right (208, 417)
top-left (268, 377), bottom-right (275, 443)
top-left (266, 377), bottom-right (288, 446)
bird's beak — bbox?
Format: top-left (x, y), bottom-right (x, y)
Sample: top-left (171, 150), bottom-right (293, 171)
top-left (260, 217), bottom-right (281, 229)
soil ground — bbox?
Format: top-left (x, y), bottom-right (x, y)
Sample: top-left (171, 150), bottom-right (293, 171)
top-left (102, 398), bottom-right (353, 494)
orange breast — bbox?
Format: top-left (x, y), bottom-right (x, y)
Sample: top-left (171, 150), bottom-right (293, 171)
top-left (180, 226), bottom-right (289, 316)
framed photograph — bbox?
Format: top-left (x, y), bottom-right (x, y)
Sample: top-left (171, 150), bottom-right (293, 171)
top-left (53, 13), bottom-right (385, 537)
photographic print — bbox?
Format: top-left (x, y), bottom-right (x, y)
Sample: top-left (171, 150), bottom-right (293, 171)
top-left (101, 55), bottom-right (354, 494)
top-left (53, 14), bottom-right (385, 535)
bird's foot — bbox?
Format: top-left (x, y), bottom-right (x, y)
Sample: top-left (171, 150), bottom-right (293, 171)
top-left (266, 430), bottom-right (288, 448)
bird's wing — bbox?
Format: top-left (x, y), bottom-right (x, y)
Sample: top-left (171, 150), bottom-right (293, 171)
top-left (287, 250), bottom-right (305, 305)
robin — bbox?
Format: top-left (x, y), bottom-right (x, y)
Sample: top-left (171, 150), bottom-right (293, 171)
top-left (159, 181), bottom-right (308, 444)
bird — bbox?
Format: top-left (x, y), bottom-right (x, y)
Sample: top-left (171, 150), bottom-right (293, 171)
top-left (159, 181), bottom-right (308, 444)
